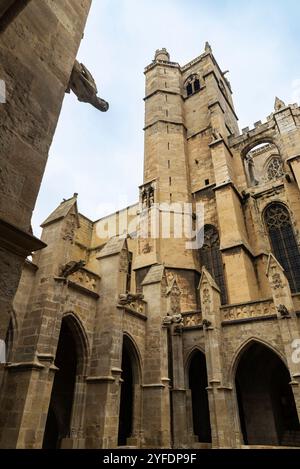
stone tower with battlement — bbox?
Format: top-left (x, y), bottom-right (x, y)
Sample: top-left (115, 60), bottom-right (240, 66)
top-left (1, 45), bottom-right (300, 449)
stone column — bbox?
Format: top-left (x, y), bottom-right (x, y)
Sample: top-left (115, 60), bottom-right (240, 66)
top-left (199, 267), bottom-right (236, 448)
top-left (163, 278), bottom-right (190, 448)
top-left (266, 253), bottom-right (300, 419)
top-left (0, 276), bottom-right (67, 448)
top-left (169, 322), bottom-right (190, 448)
top-left (85, 238), bottom-right (129, 448)
top-left (141, 265), bottom-right (171, 448)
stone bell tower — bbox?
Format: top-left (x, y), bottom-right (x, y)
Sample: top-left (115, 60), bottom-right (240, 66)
top-left (135, 45), bottom-right (244, 311)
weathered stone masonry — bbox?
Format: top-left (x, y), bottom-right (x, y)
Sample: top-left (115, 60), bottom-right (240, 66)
top-left (1, 45), bottom-right (300, 448)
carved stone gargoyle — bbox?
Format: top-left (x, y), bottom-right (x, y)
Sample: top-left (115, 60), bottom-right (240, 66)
top-left (202, 318), bottom-right (212, 329)
top-left (162, 313), bottom-right (183, 326)
top-left (119, 292), bottom-right (144, 305)
top-left (60, 260), bottom-right (86, 278)
top-left (277, 304), bottom-right (290, 319)
top-left (66, 60), bottom-right (109, 112)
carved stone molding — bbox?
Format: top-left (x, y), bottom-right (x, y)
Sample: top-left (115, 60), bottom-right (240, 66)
top-left (182, 312), bottom-right (202, 327)
top-left (222, 299), bottom-right (276, 321)
top-left (118, 293), bottom-right (147, 315)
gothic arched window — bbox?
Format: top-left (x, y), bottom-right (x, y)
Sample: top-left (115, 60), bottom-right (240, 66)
top-left (185, 75), bottom-right (201, 97)
top-left (266, 157), bottom-right (284, 181)
top-left (199, 224), bottom-right (227, 304)
top-left (264, 203), bottom-right (300, 293)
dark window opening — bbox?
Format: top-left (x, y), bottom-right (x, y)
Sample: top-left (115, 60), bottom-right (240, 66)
top-left (185, 75), bottom-right (201, 97)
top-left (199, 224), bottom-right (227, 305)
top-left (126, 252), bottom-right (133, 293)
top-left (194, 79), bottom-right (200, 92)
top-left (186, 83), bottom-right (193, 96)
top-left (189, 351), bottom-right (211, 443)
top-left (118, 337), bottom-right (140, 447)
top-left (265, 203), bottom-right (300, 293)
top-left (43, 319), bottom-right (78, 449)
top-left (118, 344), bottom-right (133, 446)
top-left (205, 179), bottom-right (210, 186)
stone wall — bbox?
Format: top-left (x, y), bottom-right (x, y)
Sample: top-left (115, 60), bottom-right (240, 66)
top-left (0, 0), bottom-right (92, 351)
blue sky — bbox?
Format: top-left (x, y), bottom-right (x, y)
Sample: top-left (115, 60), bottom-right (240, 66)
top-left (32, 0), bottom-right (300, 235)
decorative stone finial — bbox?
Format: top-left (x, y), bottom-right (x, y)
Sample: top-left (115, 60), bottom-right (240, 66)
top-left (154, 48), bottom-right (170, 62)
top-left (274, 97), bottom-right (286, 111)
top-left (205, 41), bottom-right (212, 53)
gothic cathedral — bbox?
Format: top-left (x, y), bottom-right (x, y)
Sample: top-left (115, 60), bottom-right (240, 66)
top-left (1, 44), bottom-right (300, 449)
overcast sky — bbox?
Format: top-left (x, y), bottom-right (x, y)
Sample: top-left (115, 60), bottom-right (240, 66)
top-left (31, 0), bottom-right (300, 236)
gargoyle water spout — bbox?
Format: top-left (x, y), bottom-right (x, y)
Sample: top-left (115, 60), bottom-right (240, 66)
top-left (66, 60), bottom-right (109, 112)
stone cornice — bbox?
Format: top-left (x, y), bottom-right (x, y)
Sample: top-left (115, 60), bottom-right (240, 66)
top-left (67, 280), bottom-right (99, 299)
top-left (213, 180), bottom-right (243, 202)
top-left (86, 375), bottom-right (115, 383)
top-left (220, 241), bottom-right (255, 259)
top-left (143, 119), bottom-right (186, 132)
top-left (117, 305), bottom-right (147, 321)
top-left (250, 182), bottom-right (285, 199)
top-left (286, 154), bottom-right (300, 164)
top-left (6, 360), bottom-right (45, 371)
top-left (222, 314), bottom-right (277, 327)
top-left (0, 218), bottom-right (46, 257)
top-left (180, 51), bottom-right (209, 72)
top-left (144, 89), bottom-right (183, 101)
top-left (182, 324), bottom-right (203, 331)
top-left (187, 125), bottom-right (211, 141)
top-left (203, 70), bottom-right (238, 119)
top-left (144, 60), bottom-right (180, 73)
top-left (208, 100), bottom-right (225, 114)
top-left (209, 136), bottom-right (234, 158)
top-left (192, 182), bottom-right (216, 195)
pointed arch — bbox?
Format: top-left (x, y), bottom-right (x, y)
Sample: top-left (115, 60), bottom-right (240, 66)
top-left (263, 202), bottom-right (300, 293)
top-left (186, 348), bottom-right (211, 443)
top-left (241, 137), bottom-right (277, 160)
top-left (62, 312), bottom-right (90, 375)
top-left (199, 224), bottom-right (227, 304)
top-left (184, 345), bottom-right (206, 381)
top-left (122, 332), bottom-right (142, 383)
top-left (118, 333), bottom-right (142, 446)
top-left (229, 337), bottom-right (287, 383)
top-left (232, 338), bottom-right (300, 446)
top-left (184, 74), bottom-right (201, 97)
top-left (43, 313), bottom-right (89, 448)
